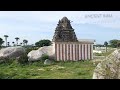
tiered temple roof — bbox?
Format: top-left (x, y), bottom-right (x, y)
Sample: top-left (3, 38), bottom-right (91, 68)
top-left (52, 17), bottom-right (78, 42)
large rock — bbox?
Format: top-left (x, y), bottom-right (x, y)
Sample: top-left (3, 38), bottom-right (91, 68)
top-left (93, 49), bottom-right (120, 79)
top-left (44, 59), bottom-right (53, 65)
top-left (0, 46), bottom-right (26, 58)
top-left (27, 44), bottom-right (55, 61)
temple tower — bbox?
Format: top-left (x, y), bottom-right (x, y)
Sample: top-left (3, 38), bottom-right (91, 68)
top-left (52, 17), bottom-right (78, 42)
top-left (52, 17), bottom-right (94, 61)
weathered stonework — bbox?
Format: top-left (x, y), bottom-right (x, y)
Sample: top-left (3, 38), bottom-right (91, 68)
top-left (52, 17), bottom-right (78, 42)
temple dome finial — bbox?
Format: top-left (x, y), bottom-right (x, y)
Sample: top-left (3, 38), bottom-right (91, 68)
top-left (61, 16), bottom-right (69, 22)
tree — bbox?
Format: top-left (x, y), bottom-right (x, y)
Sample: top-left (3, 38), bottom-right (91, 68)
top-left (12, 42), bottom-right (15, 46)
top-left (35, 39), bottom-right (51, 47)
top-left (0, 38), bottom-right (4, 47)
top-left (117, 41), bottom-right (120, 47)
top-left (20, 43), bottom-right (22, 46)
top-left (109, 39), bottom-right (120, 48)
top-left (23, 39), bottom-right (28, 46)
top-left (104, 41), bottom-right (108, 52)
top-left (4, 35), bottom-right (9, 47)
top-left (7, 42), bottom-right (10, 47)
top-left (15, 37), bottom-right (20, 46)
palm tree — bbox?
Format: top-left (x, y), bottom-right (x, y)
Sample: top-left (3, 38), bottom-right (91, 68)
top-left (25, 40), bottom-right (28, 45)
top-left (4, 35), bottom-right (9, 47)
top-left (104, 41), bottom-right (108, 52)
top-left (15, 37), bottom-right (20, 46)
top-left (20, 43), bottom-right (22, 46)
top-left (23, 39), bottom-right (28, 46)
top-left (12, 42), bottom-right (15, 46)
top-left (7, 42), bottom-right (10, 47)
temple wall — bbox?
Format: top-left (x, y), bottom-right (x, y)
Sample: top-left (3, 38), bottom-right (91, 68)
top-left (55, 42), bottom-right (93, 61)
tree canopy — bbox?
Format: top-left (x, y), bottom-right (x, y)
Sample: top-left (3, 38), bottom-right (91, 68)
top-left (109, 39), bottom-right (120, 48)
top-left (35, 39), bottom-right (51, 47)
top-left (104, 41), bottom-right (108, 46)
top-left (0, 38), bottom-right (4, 47)
top-left (23, 39), bottom-right (28, 46)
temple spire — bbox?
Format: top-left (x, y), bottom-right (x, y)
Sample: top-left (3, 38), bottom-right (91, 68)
top-left (52, 17), bottom-right (78, 42)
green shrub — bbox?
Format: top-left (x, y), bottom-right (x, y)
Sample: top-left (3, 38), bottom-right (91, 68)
top-left (17, 53), bottom-right (28, 64)
top-left (0, 57), bottom-right (15, 64)
top-left (41, 54), bottom-right (49, 61)
top-left (23, 46), bottom-right (38, 54)
top-left (0, 54), bottom-right (29, 65)
top-left (25, 48), bottom-right (34, 54)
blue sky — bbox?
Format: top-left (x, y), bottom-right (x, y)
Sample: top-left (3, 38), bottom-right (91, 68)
top-left (0, 11), bottom-right (120, 45)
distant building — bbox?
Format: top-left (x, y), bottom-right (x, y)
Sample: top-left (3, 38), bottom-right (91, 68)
top-left (52, 17), bottom-right (95, 61)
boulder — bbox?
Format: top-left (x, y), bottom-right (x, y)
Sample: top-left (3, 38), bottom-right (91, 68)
top-left (93, 49), bottom-right (120, 79)
top-left (27, 44), bottom-right (55, 61)
top-left (44, 59), bottom-right (53, 65)
top-left (0, 46), bottom-right (26, 58)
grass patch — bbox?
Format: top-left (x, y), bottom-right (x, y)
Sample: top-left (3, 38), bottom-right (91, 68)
top-left (94, 49), bottom-right (115, 56)
top-left (0, 60), bottom-right (95, 79)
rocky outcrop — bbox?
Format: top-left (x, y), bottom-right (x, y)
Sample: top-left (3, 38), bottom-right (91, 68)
top-left (27, 44), bottom-right (55, 61)
top-left (93, 49), bottom-right (120, 79)
top-left (0, 46), bottom-right (26, 58)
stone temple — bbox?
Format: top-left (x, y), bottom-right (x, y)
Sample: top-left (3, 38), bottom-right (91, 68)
top-left (52, 17), bottom-right (95, 61)
top-left (52, 17), bottom-right (78, 42)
